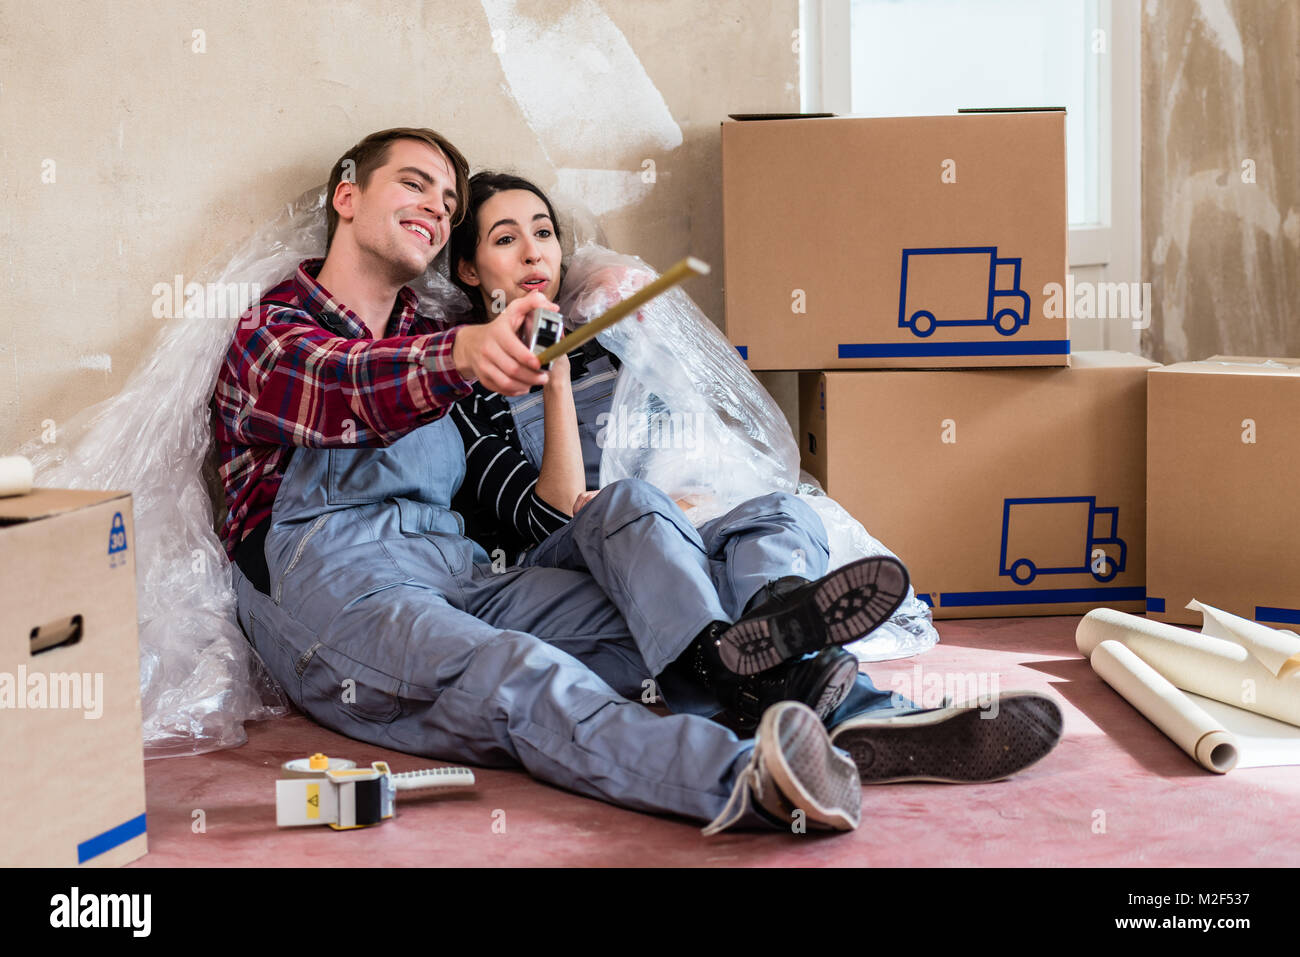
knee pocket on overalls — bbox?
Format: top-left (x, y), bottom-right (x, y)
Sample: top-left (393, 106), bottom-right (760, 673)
top-left (299, 643), bottom-right (403, 725)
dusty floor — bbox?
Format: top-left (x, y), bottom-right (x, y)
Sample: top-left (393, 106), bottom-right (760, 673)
top-left (128, 615), bottom-right (1300, 867)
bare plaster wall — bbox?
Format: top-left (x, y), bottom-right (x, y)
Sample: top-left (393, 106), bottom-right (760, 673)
top-left (0, 0), bottom-right (798, 452)
top-left (1142, 0), bottom-right (1300, 363)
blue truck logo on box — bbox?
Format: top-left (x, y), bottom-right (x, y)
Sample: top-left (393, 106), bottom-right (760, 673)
top-left (999, 496), bottom-right (1126, 586)
top-left (898, 246), bottom-right (1030, 338)
top-left (108, 511), bottom-right (129, 568)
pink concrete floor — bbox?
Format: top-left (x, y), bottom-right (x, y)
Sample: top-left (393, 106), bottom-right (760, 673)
top-left (129, 615), bottom-right (1300, 867)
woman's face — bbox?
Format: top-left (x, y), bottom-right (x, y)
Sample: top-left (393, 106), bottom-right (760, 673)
top-left (457, 189), bottom-right (562, 315)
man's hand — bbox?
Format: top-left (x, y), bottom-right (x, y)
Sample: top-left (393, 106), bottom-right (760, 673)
top-left (572, 489), bottom-right (601, 514)
top-left (452, 291), bottom-right (558, 395)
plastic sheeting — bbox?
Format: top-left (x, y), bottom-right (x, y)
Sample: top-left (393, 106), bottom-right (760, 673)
top-left (20, 186), bottom-right (934, 759)
top-left (559, 243), bottom-right (939, 662)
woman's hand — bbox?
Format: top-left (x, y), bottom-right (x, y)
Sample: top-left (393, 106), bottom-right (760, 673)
top-left (543, 351), bottom-right (571, 392)
top-left (580, 266), bottom-right (655, 323)
top-left (572, 490), bottom-right (601, 514)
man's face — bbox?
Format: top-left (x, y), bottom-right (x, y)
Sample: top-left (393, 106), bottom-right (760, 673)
top-left (337, 138), bottom-right (459, 283)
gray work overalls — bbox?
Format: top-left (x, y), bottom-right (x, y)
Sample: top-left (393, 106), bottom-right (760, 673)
top-left (231, 411), bottom-right (816, 825)
top-left (502, 349), bottom-right (910, 728)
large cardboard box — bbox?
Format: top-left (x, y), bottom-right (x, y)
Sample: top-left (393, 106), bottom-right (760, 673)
top-left (723, 111), bottom-right (1068, 370)
top-left (1147, 357), bottom-right (1300, 627)
top-left (0, 489), bottom-right (147, 866)
top-left (800, 352), bottom-right (1156, 618)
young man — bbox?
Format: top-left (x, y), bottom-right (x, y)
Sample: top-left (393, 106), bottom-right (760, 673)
top-left (213, 128), bottom-right (1062, 835)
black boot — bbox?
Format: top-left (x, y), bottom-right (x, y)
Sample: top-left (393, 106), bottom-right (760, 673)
top-left (716, 556), bottom-right (910, 675)
top-left (713, 647), bottom-right (861, 730)
top-left (673, 627), bottom-right (859, 728)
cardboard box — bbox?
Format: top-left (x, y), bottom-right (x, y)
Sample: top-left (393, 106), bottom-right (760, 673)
top-left (722, 111), bottom-right (1068, 370)
top-left (800, 352), bottom-right (1156, 618)
top-left (1146, 357), bottom-right (1300, 627)
top-left (0, 489), bottom-right (147, 866)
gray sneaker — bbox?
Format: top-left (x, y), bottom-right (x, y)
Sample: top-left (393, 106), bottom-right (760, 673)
top-left (829, 691), bottom-right (1063, 784)
top-left (703, 700), bottom-right (862, 835)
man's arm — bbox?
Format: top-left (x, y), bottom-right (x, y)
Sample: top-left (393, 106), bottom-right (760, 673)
top-left (217, 289), bottom-right (561, 450)
top-left (216, 313), bottom-right (473, 448)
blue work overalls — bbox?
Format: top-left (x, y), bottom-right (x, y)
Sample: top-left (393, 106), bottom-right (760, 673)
top-left (502, 348), bottom-right (909, 728)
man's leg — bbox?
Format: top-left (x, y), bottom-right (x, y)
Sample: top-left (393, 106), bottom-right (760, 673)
top-left (237, 557), bottom-right (862, 829)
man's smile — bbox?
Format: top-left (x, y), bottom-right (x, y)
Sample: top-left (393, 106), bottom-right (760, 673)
top-left (400, 219), bottom-right (436, 246)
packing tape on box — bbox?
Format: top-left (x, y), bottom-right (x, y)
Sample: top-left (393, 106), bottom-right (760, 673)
top-left (1076, 606), bottom-right (1300, 727)
top-left (0, 456), bottom-right (33, 497)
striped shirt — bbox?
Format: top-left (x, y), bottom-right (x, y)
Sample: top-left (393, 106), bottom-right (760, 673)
top-left (450, 384), bottom-right (571, 559)
top-left (211, 258), bottom-right (473, 559)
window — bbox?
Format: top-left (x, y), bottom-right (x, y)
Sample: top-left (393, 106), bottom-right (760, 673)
top-left (801, 0), bottom-right (1140, 278)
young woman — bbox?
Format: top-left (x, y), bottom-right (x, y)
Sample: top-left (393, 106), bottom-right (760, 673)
top-left (447, 172), bottom-right (613, 561)
top-left (446, 171), bottom-right (915, 732)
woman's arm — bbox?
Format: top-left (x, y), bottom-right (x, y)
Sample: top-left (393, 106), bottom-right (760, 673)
top-left (533, 352), bottom-right (585, 516)
top-left (450, 387), bottom-right (570, 546)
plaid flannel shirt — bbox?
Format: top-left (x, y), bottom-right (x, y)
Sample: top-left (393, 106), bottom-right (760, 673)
top-left (212, 258), bottom-right (473, 559)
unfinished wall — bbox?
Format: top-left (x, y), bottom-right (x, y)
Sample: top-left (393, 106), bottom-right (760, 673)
top-left (0, 0), bottom-right (798, 453)
top-left (1142, 0), bottom-right (1300, 363)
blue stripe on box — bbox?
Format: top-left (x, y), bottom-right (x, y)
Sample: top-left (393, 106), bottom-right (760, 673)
top-left (941, 586), bottom-right (1146, 608)
top-left (735, 345), bottom-right (748, 359)
top-left (1146, 597), bottom-right (1166, 613)
top-left (77, 813), bottom-right (146, 863)
top-left (1256, 606), bottom-right (1300, 626)
top-left (838, 339), bottom-right (1071, 359)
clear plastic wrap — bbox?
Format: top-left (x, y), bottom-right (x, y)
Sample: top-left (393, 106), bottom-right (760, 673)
top-left (17, 185), bottom-right (473, 758)
top-left (559, 243), bottom-right (939, 661)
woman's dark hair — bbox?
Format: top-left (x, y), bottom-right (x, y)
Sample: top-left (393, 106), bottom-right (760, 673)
top-left (449, 171), bottom-right (563, 322)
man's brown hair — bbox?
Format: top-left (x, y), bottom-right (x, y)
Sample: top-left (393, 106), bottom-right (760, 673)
top-left (325, 127), bottom-right (471, 249)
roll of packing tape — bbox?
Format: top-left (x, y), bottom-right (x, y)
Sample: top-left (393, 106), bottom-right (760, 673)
top-left (281, 754), bottom-right (357, 778)
top-left (0, 456), bottom-right (34, 497)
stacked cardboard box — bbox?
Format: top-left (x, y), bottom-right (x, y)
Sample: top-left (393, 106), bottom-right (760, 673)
top-left (722, 111), bottom-right (1069, 370)
top-left (1146, 357), bottom-right (1300, 627)
top-left (0, 489), bottom-right (148, 866)
top-left (723, 111), bottom-right (1156, 619)
top-left (798, 354), bottom-right (1155, 618)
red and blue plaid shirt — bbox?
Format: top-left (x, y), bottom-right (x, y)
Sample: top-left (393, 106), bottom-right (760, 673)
top-left (212, 258), bottom-right (473, 559)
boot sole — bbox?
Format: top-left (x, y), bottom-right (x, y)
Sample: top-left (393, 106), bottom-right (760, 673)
top-left (719, 556), bottom-right (910, 676)
top-left (811, 652), bottom-right (860, 723)
top-left (762, 702), bottom-right (862, 831)
top-left (829, 692), bottom-right (1063, 784)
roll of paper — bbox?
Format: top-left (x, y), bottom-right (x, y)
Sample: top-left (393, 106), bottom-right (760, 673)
top-left (0, 456), bottom-right (34, 497)
top-left (1076, 607), bottom-right (1300, 727)
top-left (1091, 639), bottom-right (1238, 773)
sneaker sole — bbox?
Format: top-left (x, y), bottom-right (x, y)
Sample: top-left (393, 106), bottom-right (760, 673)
top-left (720, 556), bottom-right (910, 676)
top-left (763, 703), bottom-right (862, 831)
top-left (829, 692), bottom-right (1063, 784)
